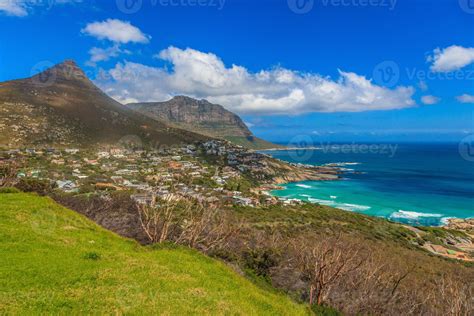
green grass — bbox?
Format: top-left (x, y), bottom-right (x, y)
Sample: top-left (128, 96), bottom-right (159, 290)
top-left (224, 136), bottom-right (283, 150)
top-left (0, 193), bottom-right (309, 315)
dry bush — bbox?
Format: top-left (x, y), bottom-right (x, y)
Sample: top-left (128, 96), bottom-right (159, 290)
top-left (0, 161), bottom-right (20, 188)
top-left (137, 197), bottom-right (241, 253)
top-left (292, 234), bottom-right (365, 306)
top-left (175, 202), bottom-right (241, 253)
top-left (137, 196), bottom-right (178, 244)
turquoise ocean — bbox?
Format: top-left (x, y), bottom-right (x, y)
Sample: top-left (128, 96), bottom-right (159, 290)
top-left (263, 143), bottom-right (474, 226)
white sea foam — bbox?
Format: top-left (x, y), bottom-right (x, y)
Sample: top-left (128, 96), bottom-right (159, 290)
top-left (390, 210), bottom-right (443, 220)
top-left (300, 194), bottom-right (311, 198)
top-left (308, 198), bottom-right (371, 212)
top-left (330, 195), bottom-right (337, 199)
top-left (296, 184), bottom-right (312, 189)
top-left (339, 203), bottom-right (371, 211)
top-left (324, 162), bottom-right (361, 167)
top-left (308, 198), bottom-right (335, 206)
top-left (440, 217), bottom-right (455, 225)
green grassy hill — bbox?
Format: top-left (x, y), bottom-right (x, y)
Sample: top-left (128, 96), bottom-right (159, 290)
top-left (0, 193), bottom-right (308, 315)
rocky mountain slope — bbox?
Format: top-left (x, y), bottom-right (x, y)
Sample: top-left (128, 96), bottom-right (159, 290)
top-left (127, 96), bottom-right (280, 150)
top-left (0, 61), bottom-right (208, 148)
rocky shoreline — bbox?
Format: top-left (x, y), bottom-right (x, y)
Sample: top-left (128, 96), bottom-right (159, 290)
top-left (443, 218), bottom-right (474, 235)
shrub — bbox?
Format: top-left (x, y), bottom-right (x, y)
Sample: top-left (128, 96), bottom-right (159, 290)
top-left (83, 252), bottom-right (101, 260)
top-left (0, 187), bottom-right (20, 194)
top-left (15, 178), bottom-right (55, 196)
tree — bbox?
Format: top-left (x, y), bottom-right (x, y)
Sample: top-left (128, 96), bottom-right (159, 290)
top-left (293, 234), bottom-right (364, 306)
top-left (137, 195), bottom-right (178, 244)
top-left (0, 161), bottom-right (21, 188)
top-left (175, 200), bottom-right (240, 253)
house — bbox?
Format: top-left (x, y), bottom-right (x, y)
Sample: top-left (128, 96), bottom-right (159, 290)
top-left (233, 196), bottom-right (253, 206)
top-left (65, 148), bottom-right (80, 154)
top-left (56, 180), bottom-right (78, 192)
top-left (97, 151), bottom-right (110, 159)
top-left (131, 193), bottom-right (156, 206)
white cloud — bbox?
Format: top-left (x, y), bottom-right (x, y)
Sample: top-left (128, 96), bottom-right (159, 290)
top-left (0, 0), bottom-right (80, 17)
top-left (457, 94), bottom-right (474, 104)
top-left (418, 81), bottom-right (428, 91)
top-left (82, 19), bottom-right (150, 44)
top-left (428, 45), bottom-right (474, 72)
top-left (421, 95), bottom-right (440, 105)
top-left (0, 0), bottom-right (27, 16)
top-left (86, 45), bottom-right (130, 66)
top-left (96, 46), bottom-right (416, 115)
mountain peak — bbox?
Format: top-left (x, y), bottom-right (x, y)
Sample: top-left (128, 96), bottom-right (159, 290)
top-left (30, 59), bottom-right (88, 87)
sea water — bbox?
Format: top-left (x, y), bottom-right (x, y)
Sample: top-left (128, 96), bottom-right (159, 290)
top-left (263, 143), bottom-right (474, 226)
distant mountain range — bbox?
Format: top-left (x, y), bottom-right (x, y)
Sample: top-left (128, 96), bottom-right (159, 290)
top-left (0, 60), bottom-right (278, 149)
top-left (127, 97), bottom-right (280, 149)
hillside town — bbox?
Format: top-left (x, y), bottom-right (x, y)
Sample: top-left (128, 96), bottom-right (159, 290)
top-left (0, 140), bottom-right (339, 208)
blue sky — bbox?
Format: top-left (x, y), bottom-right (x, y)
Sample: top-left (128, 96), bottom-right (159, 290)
top-left (1, 0), bottom-right (473, 142)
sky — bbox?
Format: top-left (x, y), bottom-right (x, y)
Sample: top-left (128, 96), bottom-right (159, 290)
top-left (0, 0), bottom-right (473, 143)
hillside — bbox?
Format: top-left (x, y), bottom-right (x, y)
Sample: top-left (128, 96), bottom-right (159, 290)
top-left (0, 192), bottom-right (308, 315)
top-left (0, 61), bottom-right (208, 148)
top-left (127, 96), bottom-right (280, 150)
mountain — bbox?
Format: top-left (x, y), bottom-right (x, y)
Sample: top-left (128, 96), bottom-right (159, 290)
top-left (0, 61), bottom-right (208, 148)
top-left (127, 96), bottom-right (281, 150)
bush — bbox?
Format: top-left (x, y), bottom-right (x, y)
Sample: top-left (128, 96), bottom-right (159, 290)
top-left (83, 252), bottom-right (101, 260)
top-left (0, 187), bottom-right (20, 194)
top-left (15, 178), bottom-right (55, 196)
top-left (311, 304), bottom-right (342, 316)
top-left (243, 249), bottom-right (279, 278)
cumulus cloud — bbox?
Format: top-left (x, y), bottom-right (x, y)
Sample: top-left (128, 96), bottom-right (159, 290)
top-left (428, 45), bottom-right (474, 72)
top-left (82, 19), bottom-right (150, 44)
top-left (421, 95), bottom-right (440, 105)
top-left (96, 46), bottom-right (416, 115)
top-left (86, 45), bottom-right (130, 66)
top-left (0, 0), bottom-right (80, 17)
top-left (457, 94), bottom-right (474, 104)
top-left (0, 0), bottom-right (27, 16)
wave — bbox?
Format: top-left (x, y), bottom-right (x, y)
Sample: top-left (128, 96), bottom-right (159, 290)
top-left (330, 195), bottom-right (337, 199)
top-left (324, 162), bottom-right (361, 167)
top-left (339, 203), bottom-right (371, 211)
top-left (308, 198), bottom-right (370, 212)
top-left (296, 184), bottom-right (312, 189)
top-left (390, 210), bottom-right (443, 220)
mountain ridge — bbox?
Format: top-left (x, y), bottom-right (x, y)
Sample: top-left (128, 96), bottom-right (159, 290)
top-left (127, 96), bottom-right (281, 150)
top-left (0, 60), bottom-right (209, 148)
